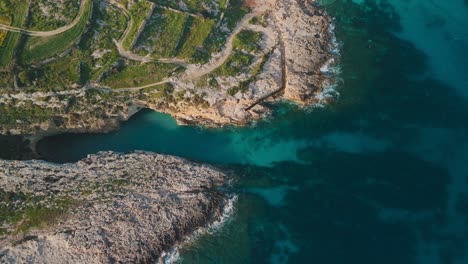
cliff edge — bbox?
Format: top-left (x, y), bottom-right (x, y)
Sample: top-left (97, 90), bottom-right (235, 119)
top-left (0, 151), bottom-right (229, 263)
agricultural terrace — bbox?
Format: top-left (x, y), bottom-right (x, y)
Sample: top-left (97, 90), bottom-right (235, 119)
top-left (28, 0), bottom-right (81, 31)
top-left (19, 0), bottom-right (93, 64)
top-left (0, 0), bottom-right (29, 67)
top-left (0, 0), bottom-right (255, 92)
top-left (120, 0), bottom-right (154, 49)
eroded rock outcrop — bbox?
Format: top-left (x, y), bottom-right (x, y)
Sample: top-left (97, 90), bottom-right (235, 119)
top-left (0, 151), bottom-right (229, 263)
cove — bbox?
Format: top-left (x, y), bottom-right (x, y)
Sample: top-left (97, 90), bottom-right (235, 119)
top-left (38, 107), bottom-right (313, 166)
top-left (37, 0), bottom-right (468, 263)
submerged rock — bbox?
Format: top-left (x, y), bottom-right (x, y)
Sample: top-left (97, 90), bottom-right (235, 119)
top-left (0, 151), bottom-right (229, 263)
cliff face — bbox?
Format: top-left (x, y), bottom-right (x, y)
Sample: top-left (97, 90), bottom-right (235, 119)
top-left (0, 151), bottom-right (228, 263)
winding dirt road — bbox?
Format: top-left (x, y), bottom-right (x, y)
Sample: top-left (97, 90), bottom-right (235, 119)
top-left (0, 0), bottom-right (88, 37)
top-left (1, 0), bottom-right (278, 97)
top-left (112, 1), bottom-right (275, 93)
top-left (110, 11), bottom-right (258, 92)
top-left (108, 0), bottom-right (189, 67)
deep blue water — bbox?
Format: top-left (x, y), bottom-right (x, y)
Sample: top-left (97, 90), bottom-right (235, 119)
top-left (37, 0), bottom-right (468, 263)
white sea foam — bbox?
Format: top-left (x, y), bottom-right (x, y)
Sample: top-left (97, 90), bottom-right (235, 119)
top-left (313, 83), bottom-right (340, 108)
top-left (327, 21), bottom-right (341, 56)
top-left (313, 19), bottom-right (342, 107)
top-left (158, 195), bottom-right (238, 264)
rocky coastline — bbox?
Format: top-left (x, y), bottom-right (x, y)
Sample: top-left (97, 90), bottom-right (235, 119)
top-left (0, 151), bottom-right (230, 263)
top-left (0, 0), bottom-right (339, 153)
top-left (0, 1), bottom-right (339, 261)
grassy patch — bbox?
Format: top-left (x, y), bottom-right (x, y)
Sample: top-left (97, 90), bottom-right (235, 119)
top-left (136, 8), bottom-right (187, 58)
top-left (100, 60), bottom-right (180, 88)
top-left (214, 51), bottom-right (254, 77)
top-left (203, 0), bottom-right (249, 54)
top-left (233, 30), bottom-right (262, 53)
top-left (0, 0), bottom-right (29, 67)
top-left (175, 16), bottom-right (215, 59)
top-left (122, 0), bottom-right (153, 49)
top-left (78, 4), bottom-right (127, 81)
top-left (0, 102), bottom-right (54, 126)
top-left (17, 53), bottom-right (81, 91)
top-left (142, 83), bottom-right (175, 102)
top-left (151, 0), bottom-right (218, 14)
top-left (17, 199), bottom-right (73, 233)
top-left (28, 0), bottom-right (80, 31)
top-left (0, 191), bottom-right (74, 235)
top-left (19, 0), bottom-right (92, 64)
top-left (0, 12), bottom-right (9, 45)
top-left (0, 71), bottom-right (14, 88)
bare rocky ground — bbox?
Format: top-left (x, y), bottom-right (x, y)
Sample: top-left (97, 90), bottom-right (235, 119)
top-left (0, 151), bottom-right (229, 263)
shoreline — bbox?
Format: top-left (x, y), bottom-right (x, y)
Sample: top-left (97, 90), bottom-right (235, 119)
top-left (158, 195), bottom-right (238, 264)
top-left (0, 151), bottom-right (231, 263)
top-left (0, 1), bottom-right (340, 158)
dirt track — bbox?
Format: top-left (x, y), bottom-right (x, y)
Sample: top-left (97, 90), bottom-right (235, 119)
top-left (0, 0), bottom-right (88, 37)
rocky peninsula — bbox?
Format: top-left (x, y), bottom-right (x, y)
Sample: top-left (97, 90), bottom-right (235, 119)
top-left (0, 151), bottom-right (230, 263)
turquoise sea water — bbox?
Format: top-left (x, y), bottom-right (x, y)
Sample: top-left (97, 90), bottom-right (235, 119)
top-left (36, 0), bottom-right (468, 263)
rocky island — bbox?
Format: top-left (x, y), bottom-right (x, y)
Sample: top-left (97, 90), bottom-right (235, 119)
top-left (0, 151), bottom-right (229, 263)
top-left (0, 0), bottom-right (337, 141)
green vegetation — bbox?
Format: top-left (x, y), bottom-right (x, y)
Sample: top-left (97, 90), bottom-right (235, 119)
top-left (233, 30), bottom-right (262, 53)
top-left (176, 16), bottom-right (215, 59)
top-left (201, 29), bottom-right (265, 95)
top-left (2, 2), bottom-right (128, 92)
top-left (122, 0), bottom-right (153, 49)
top-left (0, 71), bottom-right (14, 88)
top-left (136, 8), bottom-right (187, 58)
top-left (215, 51), bottom-right (254, 76)
top-left (137, 0), bottom-right (246, 63)
top-left (19, 0), bottom-right (92, 64)
top-left (204, 0), bottom-right (249, 54)
top-left (16, 199), bottom-right (73, 233)
top-left (0, 29), bottom-right (6, 47)
top-left (0, 102), bottom-right (54, 125)
top-left (0, 191), bottom-right (74, 235)
top-left (152, 0), bottom-right (218, 14)
top-left (28, 0), bottom-right (80, 31)
top-left (142, 83), bottom-right (175, 101)
top-left (78, 4), bottom-right (127, 81)
top-left (225, 51), bottom-right (270, 96)
top-left (17, 52), bottom-right (81, 91)
top-left (100, 60), bottom-right (181, 88)
top-left (249, 14), bottom-right (268, 27)
top-left (0, 0), bottom-right (29, 67)
top-left (0, 0), bottom-right (262, 98)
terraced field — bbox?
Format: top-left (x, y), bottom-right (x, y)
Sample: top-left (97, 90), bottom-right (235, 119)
top-left (0, 0), bottom-right (29, 67)
top-left (28, 0), bottom-right (81, 31)
top-left (135, 7), bottom-right (188, 58)
top-left (175, 16), bottom-right (216, 59)
top-left (20, 0), bottom-right (93, 64)
top-left (0, 0), bottom-right (251, 90)
top-left (121, 0), bottom-right (154, 49)
top-left (1, 0), bottom-right (328, 132)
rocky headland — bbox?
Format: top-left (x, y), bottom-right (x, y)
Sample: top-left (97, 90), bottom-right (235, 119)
top-left (0, 0), bottom-right (338, 148)
top-left (0, 151), bottom-right (230, 263)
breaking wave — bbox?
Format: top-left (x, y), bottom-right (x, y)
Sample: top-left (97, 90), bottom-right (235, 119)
top-left (158, 195), bottom-right (238, 264)
top-left (314, 18), bottom-right (342, 107)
